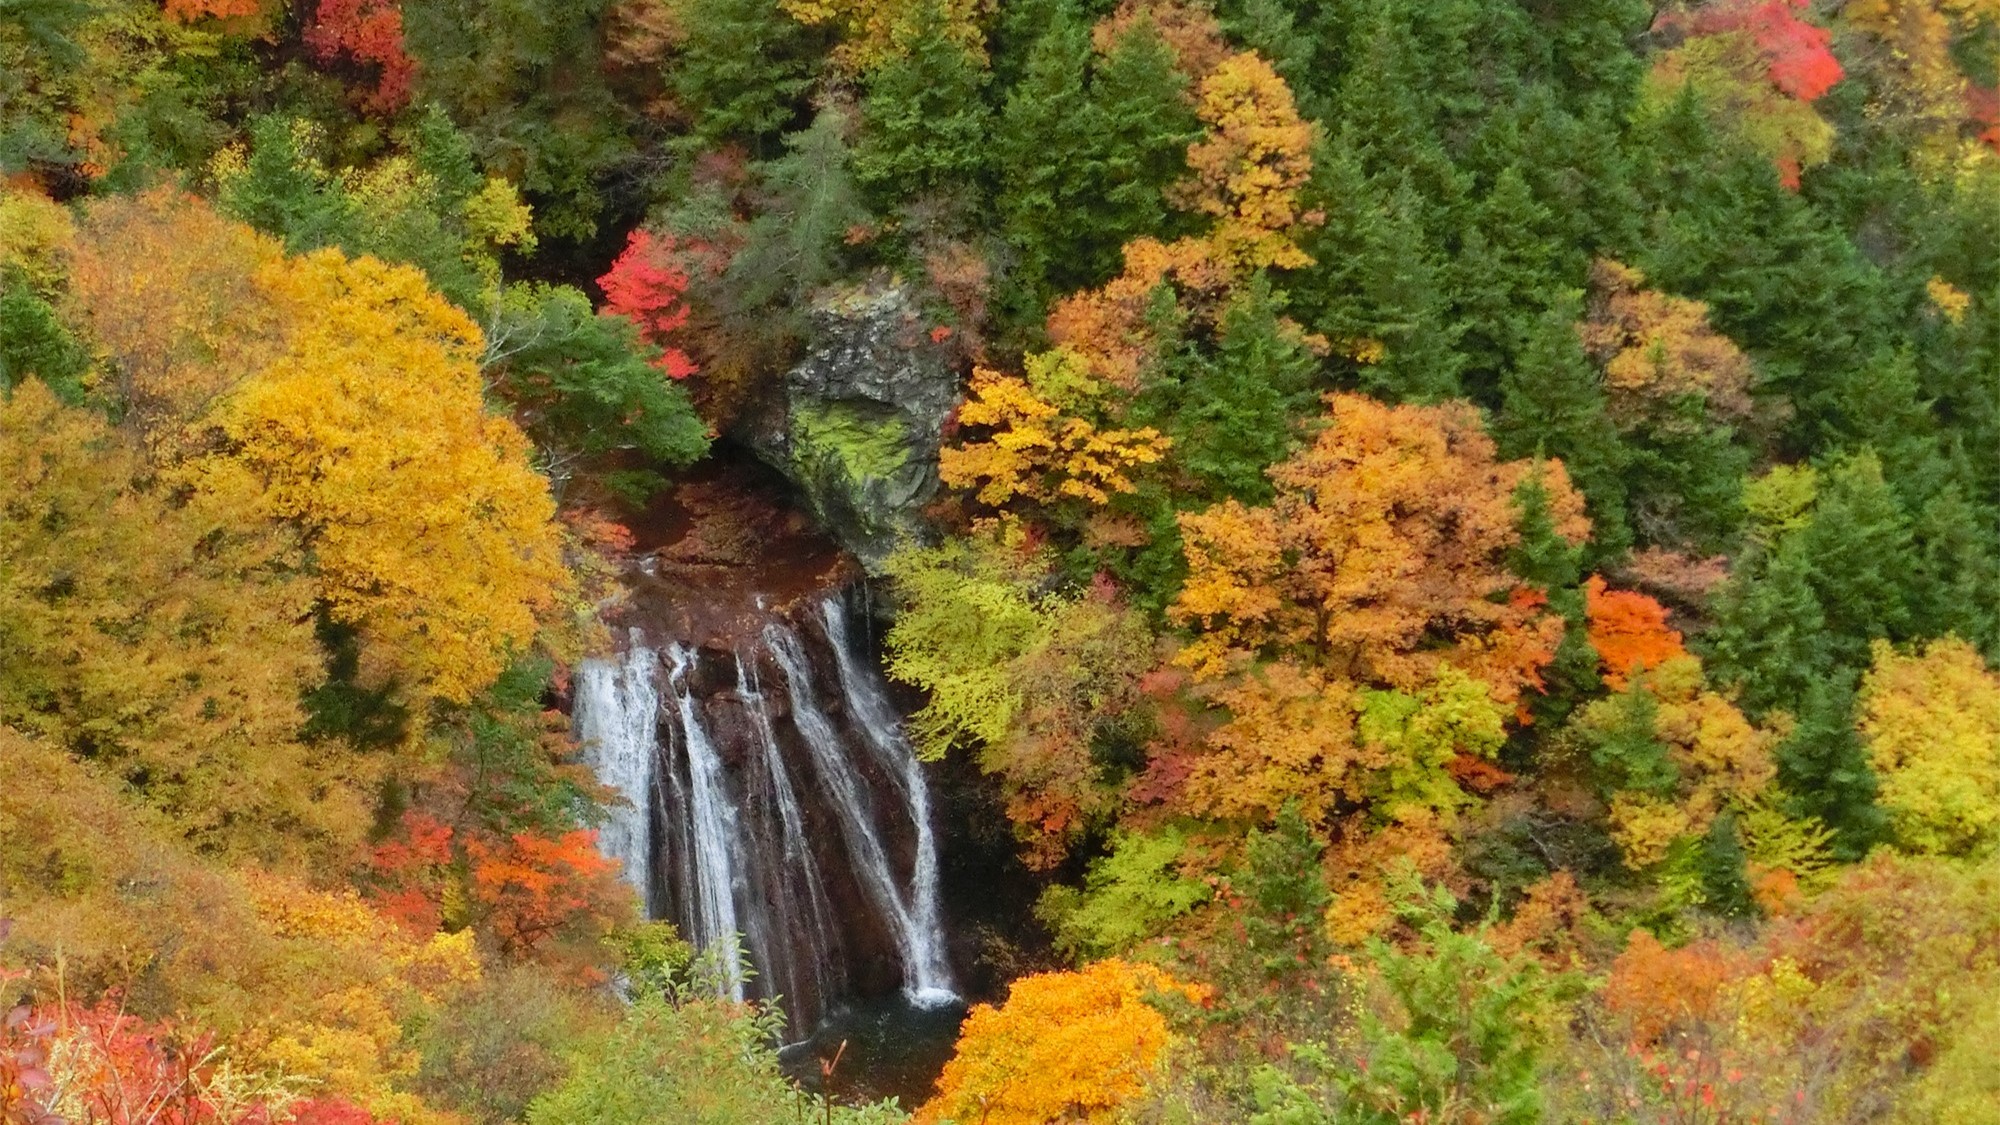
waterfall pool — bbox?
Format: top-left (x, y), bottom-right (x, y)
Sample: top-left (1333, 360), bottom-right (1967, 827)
top-left (779, 990), bottom-right (971, 1109)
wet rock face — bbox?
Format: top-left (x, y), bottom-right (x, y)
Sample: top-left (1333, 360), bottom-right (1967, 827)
top-left (736, 284), bottom-right (961, 573)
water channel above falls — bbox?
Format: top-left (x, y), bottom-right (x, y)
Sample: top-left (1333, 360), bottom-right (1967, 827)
top-left (566, 465), bottom-right (973, 1103)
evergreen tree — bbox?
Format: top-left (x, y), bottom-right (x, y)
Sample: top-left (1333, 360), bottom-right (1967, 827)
top-left (0, 283), bottom-right (89, 404)
top-left (993, 7), bottom-right (1100, 308)
top-left (1240, 801), bottom-right (1330, 978)
top-left (669, 0), bottom-right (816, 152)
top-left (1295, 149), bottom-right (1464, 403)
top-left (1774, 673), bottom-right (1885, 859)
top-left (1451, 164), bottom-right (1564, 398)
top-left (730, 108), bottom-right (871, 314)
top-left (1494, 295), bottom-right (1631, 561)
top-left (1704, 536), bottom-right (1833, 718)
top-left (1906, 485), bottom-right (2000, 656)
top-left (1797, 450), bottom-right (1916, 666)
top-left (1085, 20), bottom-right (1199, 271)
top-left (1145, 276), bottom-right (1319, 505)
top-left (854, 0), bottom-right (992, 204)
top-left (1509, 465), bottom-right (1602, 726)
top-left (218, 116), bottom-right (359, 254)
top-left (1622, 397), bottom-right (1749, 555)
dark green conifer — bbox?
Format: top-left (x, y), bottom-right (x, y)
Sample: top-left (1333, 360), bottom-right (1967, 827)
top-left (1494, 296), bottom-right (1632, 562)
top-left (854, 0), bottom-right (991, 204)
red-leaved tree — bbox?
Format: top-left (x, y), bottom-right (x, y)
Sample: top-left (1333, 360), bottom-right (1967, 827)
top-left (305, 0), bottom-right (418, 115)
top-left (597, 229), bottom-right (701, 380)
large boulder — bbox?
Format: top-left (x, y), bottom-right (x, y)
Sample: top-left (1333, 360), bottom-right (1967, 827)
top-left (736, 283), bottom-right (961, 572)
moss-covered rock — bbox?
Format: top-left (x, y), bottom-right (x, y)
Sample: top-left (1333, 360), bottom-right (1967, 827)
top-left (735, 283), bottom-right (959, 570)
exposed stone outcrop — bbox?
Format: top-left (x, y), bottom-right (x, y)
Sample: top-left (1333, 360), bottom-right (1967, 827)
top-left (735, 283), bottom-right (960, 573)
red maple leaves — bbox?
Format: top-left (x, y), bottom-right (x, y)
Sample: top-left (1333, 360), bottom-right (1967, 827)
top-left (305, 0), bottom-right (418, 116)
top-left (1692, 0), bottom-right (1844, 103)
top-left (598, 229), bottom-right (702, 380)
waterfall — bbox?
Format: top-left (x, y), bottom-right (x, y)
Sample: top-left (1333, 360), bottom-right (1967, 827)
top-left (572, 639), bottom-right (659, 911)
top-left (737, 650), bottom-right (844, 1018)
top-left (571, 592), bottom-right (956, 1029)
top-left (664, 643), bottom-right (748, 1002)
top-left (767, 616), bottom-right (957, 1004)
top-left (821, 597), bottom-right (955, 1002)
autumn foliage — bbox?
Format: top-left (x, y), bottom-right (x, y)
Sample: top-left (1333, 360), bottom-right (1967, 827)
top-left (596, 228), bottom-right (703, 380)
top-left (915, 959), bottom-right (1201, 1125)
top-left (1585, 576), bottom-right (1687, 690)
top-left (467, 830), bottom-right (629, 966)
top-left (1172, 393), bottom-right (1585, 705)
top-left (305, 0), bottom-right (418, 115)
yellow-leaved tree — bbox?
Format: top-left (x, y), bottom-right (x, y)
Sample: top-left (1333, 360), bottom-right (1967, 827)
top-left (916, 958), bottom-right (1201, 1125)
top-left (1858, 637), bottom-right (2000, 856)
top-left (196, 247), bottom-right (571, 709)
top-left (0, 379), bottom-right (362, 865)
top-left (939, 348), bottom-right (1172, 508)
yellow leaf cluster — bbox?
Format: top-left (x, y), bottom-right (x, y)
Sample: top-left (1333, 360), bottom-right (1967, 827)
top-left (241, 873), bottom-right (478, 1123)
top-left (1927, 274), bottom-right (1973, 322)
top-left (778, 0), bottom-right (986, 72)
top-left (1582, 259), bottom-right (1756, 432)
top-left (915, 958), bottom-right (1202, 1125)
top-left (1584, 657), bottom-right (1779, 868)
top-left (1044, 51), bottom-right (1317, 391)
top-left (203, 248), bottom-right (571, 709)
top-left (940, 356), bottom-right (1171, 507)
top-left (0, 380), bottom-right (368, 866)
top-left (1176, 51), bottom-right (1318, 271)
top-left (1858, 636), bottom-right (2000, 856)
top-left (0, 185), bottom-right (75, 290)
top-left (1188, 662), bottom-right (1372, 823)
top-left (65, 188), bottom-right (290, 442)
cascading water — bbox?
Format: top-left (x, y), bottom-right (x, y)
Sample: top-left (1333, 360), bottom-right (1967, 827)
top-left (571, 638), bottom-right (659, 912)
top-left (571, 591), bottom-right (957, 1031)
top-left (664, 643), bottom-right (749, 1002)
top-left (819, 598), bottom-right (954, 1002)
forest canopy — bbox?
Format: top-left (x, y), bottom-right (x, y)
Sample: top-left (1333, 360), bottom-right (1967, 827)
top-left (5, 0), bottom-right (2000, 1122)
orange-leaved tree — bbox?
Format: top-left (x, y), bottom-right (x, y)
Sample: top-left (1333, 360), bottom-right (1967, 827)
top-left (466, 830), bottom-right (630, 969)
top-left (1585, 576), bottom-right (1687, 690)
top-left (1170, 393), bottom-right (1587, 706)
top-left (916, 959), bottom-right (1202, 1125)
top-left (1172, 51), bottom-right (1318, 272)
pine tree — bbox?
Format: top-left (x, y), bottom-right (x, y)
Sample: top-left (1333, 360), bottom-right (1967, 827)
top-left (1240, 801), bottom-right (1330, 977)
top-left (1509, 465), bottom-right (1601, 726)
top-left (1086, 20), bottom-right (1199, 273)
top-left (1797, 450), bottom-right (1916, 667)
top-left (1297, 158), bottom-right (1464, 403)
top-left (1145, 275), bottom-right (1319, 505)
top-left (1774, 672), bottom-right (1886, 859)
top-left (854, 0), bottom-right (992, 203)
top-left (669, 0), bottom-right (817, 152)
top-left (1451, 164), bottom-right (1564, 398)
top-left (1907, 484), bottom-right (2000, 656)
top-left (0, 283), bottom-right (89, 403)
top-left (1704, 536), bottom-right (1834, 718)
top-left (1494, 295), bottom-right (1632, 561)
top-left (993, 6), bottom-right (1100, 307)
top-left (731, 108), bottom-right (871, 313)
